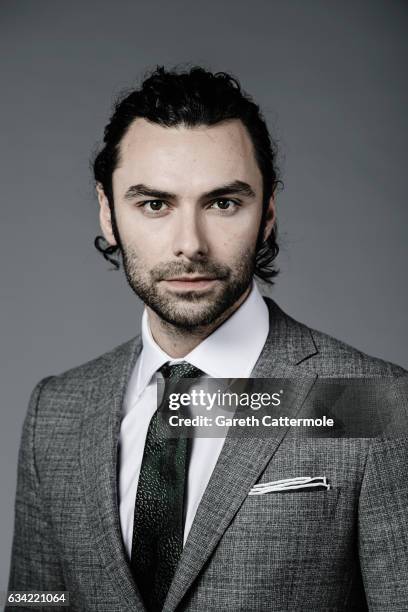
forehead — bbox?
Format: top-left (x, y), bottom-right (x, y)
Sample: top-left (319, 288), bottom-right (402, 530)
top-left (113, 118), bottom-right (262, 195)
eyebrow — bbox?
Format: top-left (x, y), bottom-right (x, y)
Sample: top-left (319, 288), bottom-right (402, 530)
top-left (123, 180), bottom-right (256, 201)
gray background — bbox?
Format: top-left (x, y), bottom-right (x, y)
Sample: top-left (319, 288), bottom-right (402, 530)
top-left (1, 0), bottom-right (407, 589)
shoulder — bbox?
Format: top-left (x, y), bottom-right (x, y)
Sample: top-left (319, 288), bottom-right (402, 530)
top-left (30, 335), bottom-right (142, 408)
top-left (263, 297), bottom-right (407, 378)
top-left (21, 336), bottom-right (142, 472)
top-left (302, 321), bottom-right (406, 377)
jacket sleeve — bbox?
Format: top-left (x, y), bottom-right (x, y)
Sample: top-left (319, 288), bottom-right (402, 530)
top-left (358, 434), bottom-right (408, 611)
top-left (6, 377), bottom-right (66, 606)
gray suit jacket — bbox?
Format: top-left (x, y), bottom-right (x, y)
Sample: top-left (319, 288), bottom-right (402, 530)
top-left (7, 298), bottom-right (408, 611)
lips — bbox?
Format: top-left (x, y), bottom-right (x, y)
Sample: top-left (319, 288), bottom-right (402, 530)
top-left (161, 276), bottom-right (220, 291)
top-left (165, 276), bottom-right (217, 282)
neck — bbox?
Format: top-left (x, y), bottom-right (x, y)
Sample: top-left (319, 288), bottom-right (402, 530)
top-left (147, 286), bottom-right (251, 358)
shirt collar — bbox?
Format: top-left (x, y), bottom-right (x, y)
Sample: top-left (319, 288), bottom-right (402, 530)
top-left (136, 281), bottom-right (269, 395)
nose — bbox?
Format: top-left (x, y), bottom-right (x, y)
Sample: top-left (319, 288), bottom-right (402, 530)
top-left (171, 206), bottom-right (209, 260)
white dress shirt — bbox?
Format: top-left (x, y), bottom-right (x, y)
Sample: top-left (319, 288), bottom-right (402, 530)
top-left (118, 282), bottom-right (269, 558)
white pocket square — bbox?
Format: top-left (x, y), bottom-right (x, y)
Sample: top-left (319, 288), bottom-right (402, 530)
top-left (248, 476), bottom-right (330, 495)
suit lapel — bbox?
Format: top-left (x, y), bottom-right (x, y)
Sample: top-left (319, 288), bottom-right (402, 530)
top-left (163, 297), bottom-right (319, 612)
top-left (79, 336), bottom-right (147, 612)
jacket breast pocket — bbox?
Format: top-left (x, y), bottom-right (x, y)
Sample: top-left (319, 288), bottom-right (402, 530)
top-left (232, 487), bottom-right (340, 526)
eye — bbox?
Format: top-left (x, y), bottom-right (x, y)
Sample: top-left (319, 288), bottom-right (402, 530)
top-left (140, 200), bottom-right (169, 214)
top-left (210, 199), bottom-right (239, 212)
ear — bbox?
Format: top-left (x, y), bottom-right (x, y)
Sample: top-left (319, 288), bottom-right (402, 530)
top-left (262, 195), bottom-right (276, 242)
top-left (96, 183), bottom-right (117, 246)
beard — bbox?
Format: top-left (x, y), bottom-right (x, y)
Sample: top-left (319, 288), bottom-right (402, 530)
top-left (120, 245), bottom-right (256, 331)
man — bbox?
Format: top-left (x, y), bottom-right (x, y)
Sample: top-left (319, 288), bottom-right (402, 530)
top-left (7, 66), bottom-right (408, 611)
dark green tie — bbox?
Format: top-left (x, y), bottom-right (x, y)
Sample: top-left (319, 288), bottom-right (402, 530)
top-left (130, 361), bottom-right (204, 612)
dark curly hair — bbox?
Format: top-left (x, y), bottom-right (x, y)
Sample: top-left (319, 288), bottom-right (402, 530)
top-left (92, 65), bottom-right (282, 282)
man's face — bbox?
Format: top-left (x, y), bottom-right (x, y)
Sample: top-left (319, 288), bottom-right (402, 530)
top-left (98, 118), bottom-right (275, 330)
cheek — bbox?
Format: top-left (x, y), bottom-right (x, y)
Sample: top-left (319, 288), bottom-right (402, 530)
top-left (115, 210), bottom-right (165, 257)
top-left (118, 232), bottom-right (162, 274)
top-left (208, 214), bottom-right (260, 253)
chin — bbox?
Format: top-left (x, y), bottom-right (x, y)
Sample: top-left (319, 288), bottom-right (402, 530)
top-left (156, 304), bottom-right (223, 330)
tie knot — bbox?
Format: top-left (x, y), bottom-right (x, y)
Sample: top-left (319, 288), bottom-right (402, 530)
top-left (159, 361), bottom-right (204, 380)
